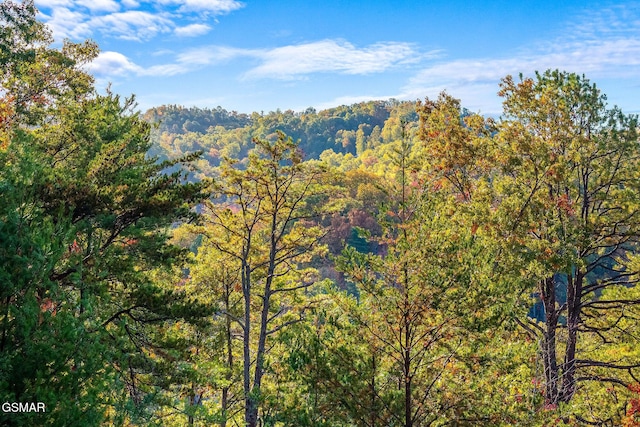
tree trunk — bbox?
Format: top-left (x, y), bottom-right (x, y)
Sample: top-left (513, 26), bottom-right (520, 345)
top-left (541, 276), bottom-right (560, 405)
top-left (370, 352), bottom-right (377, 427)
top-left (242, 258), bottom-right (253, 427)
top-left (403, 275), bottom-right (413, 427)
top-left (221, 279), bottom-right (233, 427)
top-left (188, 388), bottom-right (195, 427)
top-left (0, 296), bottom-right (10, 353)
top-left (246, 286), bottom-right (270, 427)
top-left (560, 272), bottom-right (582, 402)
top-left (405, 374), bottom-right (412, 427)
top-left (246, 213), bottom-right (278, 427)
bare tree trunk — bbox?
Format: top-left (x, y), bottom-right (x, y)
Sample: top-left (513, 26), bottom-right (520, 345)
top-left (405, 372), bottom-right (412, 427)
top-left (403, 274), bottom-right (413, 427)
top-left (242, 258), bottom-right (253, 427)
top-left (541, 276), bottom-right (560, 405)
top-left (246, 286), bottom-right (270, 427)
top-left (221, 279), bottom-right (233, 427)
top-left (370, 353), bottom-right (377, 427)
top-left (188, 387), bottom-right (195, 427)
top-left (0, 296), bottom-right (10, 353)
top-left (246, 213), bottom-right (278, 427)
top-left (561, 272), bottom-right (582, 403)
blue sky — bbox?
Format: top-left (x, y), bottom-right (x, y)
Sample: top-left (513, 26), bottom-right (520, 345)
top-left (35, 0), bottom-right (640, 114)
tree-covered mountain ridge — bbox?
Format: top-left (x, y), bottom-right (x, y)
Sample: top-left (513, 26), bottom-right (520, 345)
top-left (143, 99), bottom-right (419, 173)
top-left (6, 1), bottom-right (640, 424)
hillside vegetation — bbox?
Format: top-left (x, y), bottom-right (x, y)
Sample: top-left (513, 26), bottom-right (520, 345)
top-left (143, 100), bottom-right (418, 177)
top-left (3, 2), bottom-right (640, 426)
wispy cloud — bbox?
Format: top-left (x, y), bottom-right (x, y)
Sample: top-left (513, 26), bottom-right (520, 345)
top-left (35, 0), bottom-right (243, 41)
top-left (75, 0), bottom-right (120, 13)
top-left (37, 6), bottom-right (92, 40)
top-left (35, 0), bottom-right (73, 8)
top-left (174, 23), bottom-right (212, 37)
top-left (177, 40), bottom-right (424, 79)
top-left (90, 11), bottom-right (174, 41)
top-left (89, 40), bottom-right (423, 80)
top-left (88, 51), bottom-right (191, 77)
top-left (400, 3), bottom-right (640, 113)
top-left (175, 46), bottom-right (251, 65)
top-left (242, 40), bottom-right (421, 80)
top-left (408, 40), bottom-right (640, 88)
top-left (563, 4), bottom-right (640, 42)
top-left (157, 0), bottom-right (244, 14)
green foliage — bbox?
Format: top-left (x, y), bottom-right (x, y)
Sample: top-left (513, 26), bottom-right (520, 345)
top-left (419, 70), bottom-right (640, 424)
top-left (0, 2), bottom-right (209, 425)
top-left (4, 3), bottom-right (640, 424)
top-left (145, 99), bottom-right (419, 167)
top-left (187, 131), bottom-right (340, 427)
top-left (492, 71), bottom-right (640, 421)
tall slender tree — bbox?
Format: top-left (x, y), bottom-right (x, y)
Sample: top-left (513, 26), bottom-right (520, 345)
top-left (198, 131), bottom-right (335, 427)
top-left (337, 124), bottom-right (476, 426)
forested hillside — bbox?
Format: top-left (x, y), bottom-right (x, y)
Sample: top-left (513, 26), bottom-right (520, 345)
top-left (143, 100), bottom-right (418, 178)
top-left (3, 2), bottom-right (640, 427)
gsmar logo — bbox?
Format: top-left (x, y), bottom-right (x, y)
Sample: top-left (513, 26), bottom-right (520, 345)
top-left (2, 402), bottom-right (46, 413)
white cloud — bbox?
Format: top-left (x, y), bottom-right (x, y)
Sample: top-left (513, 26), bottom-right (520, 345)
top-left (85, 38), bottom-right (419, 81)
top-left (75, 0), bottom-right (120, 12)
top-left (41, 7), bottom-right (92, 40)
top-left (87, 51), bottom-right (143, 76)
top-left (564, 4), bottom-right (640, 42)
top-left (88, 46), bottom-right (236, 78)
top-left (36, 0), bottom-right (241, 42)
top-left (151, 40), bottom-right (420, 80)
top-left (176, 45), bottom-right (252, 65)
top-left (406, 40), bottom-right (640, 106)
top-left (403, 5), bottom-right (640, 114)
top-left (157, 0), bottom-right (244, 14)
top-left (121, 0), bottom-right (140, 8)
top-left (142, 63), bottom-right (191, 76)
top-left (174, 23), bottom-right (212, 37)
top-left (34, 0), bottom-right (73, 8)
top-left (88, 51), bottom-right (190, 77)
top-left (88, 11), bottom-right (174, 41)
top-left (152, 49), bottom-right (176, 57)
top-left (243, 40), bottom-right (418, 80)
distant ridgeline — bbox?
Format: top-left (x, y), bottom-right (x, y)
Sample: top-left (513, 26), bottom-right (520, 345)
top-left (143, 100), bottom-right (419, 170)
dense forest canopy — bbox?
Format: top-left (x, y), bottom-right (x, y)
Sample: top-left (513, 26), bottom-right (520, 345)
top-left (143, 99), bottom-right (418, 172)
top-left (2, 1), bottom-right (640, 426)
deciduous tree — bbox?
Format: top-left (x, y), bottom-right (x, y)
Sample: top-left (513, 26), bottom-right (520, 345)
top-left (197, 131), bottom-right (335, 427)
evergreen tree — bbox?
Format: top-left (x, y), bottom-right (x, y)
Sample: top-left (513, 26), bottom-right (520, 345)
top-left (0, 2), bottom-right (208, 425)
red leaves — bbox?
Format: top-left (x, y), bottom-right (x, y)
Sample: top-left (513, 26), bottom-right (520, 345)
top-left (40, 298), bottom-right (56, 316)
top-left (70, 239), bottom-right (81, 254)
top-left (426, 130), bottom-right (440, 139)
top-left (37, 296), bottom-right (57, 325)
top-left (471, 223), bottom-right (479, 235)
top-left (124, 238), bottom-right (138, 247)
top-left (555, 194), bottom-right (575, 216)
top-left (624, 383), bottom-right (640, 426)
